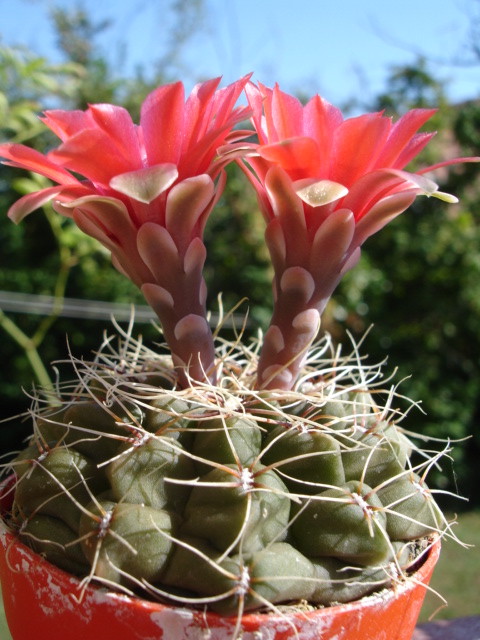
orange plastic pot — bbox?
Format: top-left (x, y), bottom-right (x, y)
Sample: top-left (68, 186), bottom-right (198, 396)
top-left (0, 482), bottom-right (440, 640)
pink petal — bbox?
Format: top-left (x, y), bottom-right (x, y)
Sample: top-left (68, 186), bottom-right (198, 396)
top-left (259, 137), bottom-right (321, 181)
top-left (331, 113), bottom-right (392, 186)
top-left (352, 191), bottom-right (417, 248)
top-left (51, 184), bottom-right (98, 217)
top-left (165, 175), bottom-right (215, 252)
top-left (392, 132), bottom-right (436, 169)
top-left (110, 164), bottom-right (178, 204)
top-left (245, 81), bottom-right (267, 143)
top-left (68, 195), bottom-right (153, 286)
top-left (183, 77), bottom-right (221, 151)
top-left (179, 115), bottom-right (251, 180)
top-left (257, 82), bottom-right (276, 142)
top-left (270, 83), bottom-right (304, 140)
top-left (197, 167), bottom-right (227, 238)
top-left (303, 94), bottom-right (343, 176)
top-left (265, 166), bottom-right (309, 264)
top-left (65, 194), bottom-right (137, 237)
top-left (88, 103), bottom-right (143, 168)
top-left (213, 140), bottom-right (259, 178)
top-left (416, 155), bottom-right (480, 174)
top-left (0, 143), bottom-right (77, 185)
top-left (341, 170), bottom-right (408, 220)
top-left (235, 156), bottom-right (272, 222)
top-left (382, 168), bottom-right (441, 196)
top-left (265, 218), bottom-right (287, 275)
top-left (40, 109), bottom-right (95, 141)
top-left (7, 186), bottom-right (65, 223)
top-left (374, 108), bottom-right (436, 168)
top-left (310, 209), bottom-right (355, 281)
top-left (140, 81), bottom-right (185, 166)
top-left (49, 128), bottom-right (136, 184)
top-left (137, 222), bottom-right (180, 286)
top-left (208, 74), bottom-right (252, 133)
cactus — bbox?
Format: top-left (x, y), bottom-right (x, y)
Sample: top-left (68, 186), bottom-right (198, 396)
top-left (4, 327), bottom-right (456, 617)
top-left (1, 76), bottom-right (474, 632)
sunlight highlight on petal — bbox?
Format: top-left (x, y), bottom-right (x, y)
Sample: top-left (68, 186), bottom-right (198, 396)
top-left (110, 164), bottom-right (178, 204)
top-left (294, 179), bottom-right (348, 207)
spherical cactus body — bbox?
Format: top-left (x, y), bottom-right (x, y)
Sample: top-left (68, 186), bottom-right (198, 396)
top-left (4, 334), bottom-right (447, 618)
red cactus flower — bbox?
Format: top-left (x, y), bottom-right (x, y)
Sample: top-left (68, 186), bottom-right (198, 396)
top-left (234, 81), bottom-right (478, 390)
top-left (0, 75), bottom-right (252, 387)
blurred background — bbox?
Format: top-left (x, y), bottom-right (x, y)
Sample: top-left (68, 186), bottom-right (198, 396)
top-left (0, 0), bottom-right (479, 624)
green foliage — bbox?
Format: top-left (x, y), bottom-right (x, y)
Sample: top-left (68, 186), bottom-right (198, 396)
top-left (374, 57), bottom-right (448, 114)
top-left (0, 46), bottom-right (84, 145)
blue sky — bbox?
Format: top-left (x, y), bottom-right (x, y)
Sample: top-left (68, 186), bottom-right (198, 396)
top-left (1, 0), bottom-right (479, 109)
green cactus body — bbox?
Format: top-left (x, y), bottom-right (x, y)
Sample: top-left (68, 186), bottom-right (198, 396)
top-left (20, 514), bottom-right (90, 575)
top-left (376, 473), bottom-right (442, 540)
top-left (213, 542), bottom-right (317, 615)
top-left (192, 415), bottom-right (262, 476)
top-left (181, 464), bottom-right (290, 553)
top-left (79, 500), bottom-right (178, 586)
top-left (107, 435), bottom-right (195, 513)
top-left (62, 401), bottom-right (141, 462)
top-left (14, 446), bottom-right (108, 531)
top-left (341, 423), bottom-right (408, 486)
top-left (290, 480), bottom-right (391, 565)
top-left (262, 425), bottom-right (345, 493)
top-left (4, 335), bottom-right (448, 618)
top-left (143, 395), bottom-right (197, 447)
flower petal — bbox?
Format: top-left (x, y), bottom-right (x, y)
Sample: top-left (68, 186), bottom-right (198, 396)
top-left (270, 83), bottom-right (304, 140)
top-left (165, 175), bottom-right (215, 251)
top-left (265, 166), bottom-right (306, 231)
top-left (417, 155), bottom-right (480, 175)
top-left (259, 137), bottom-right (321, 181)
top-left (141, 81), bottom-right (185, 166)
top-left (208, 74), bottom-right (252, 133)
top-left (352, 191), bottom-right (417, 249)
top-left (49, 128), bottom-right (137, 184)
top-left (88, 103), bottom-right (143, 167)
top-left (341, 169), bottom-right (414, 220)
top-left (393, 132), bottom-right (436, 169)
top-left (40, 109), bottom-right (95, 141)
top-left (374, 108), bottom-right (437, 168)
top-left (7, 186), bottom-right (65, 223)
top-left (303, 94), bottom-right (343, 175)
top-left (0, 143), bottom-right (77, 185)
top-left (183, 77), bottom-right (221, 150)
top-left (245, 81), bottom-right (267, 143)
top-left (110, 164), bottom-right (178, 204)
top-left (294, 178), bottom-right (348, 207)
top-left (310, 209), bottom-right (355, 279)
top-left (68, 195), bottom-right (152, 285)
top-left (137, 222), bottom-right (180, 286)
top-left (331, 113), bottom-right (391, 186)
top-left (382, 168), bottom-right (441, 196)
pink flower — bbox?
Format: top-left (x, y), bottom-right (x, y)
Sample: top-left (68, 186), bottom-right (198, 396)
top-left (236, 81), bottom-right (478, 390)
top-left (0, 75), bottom-right (252, 387)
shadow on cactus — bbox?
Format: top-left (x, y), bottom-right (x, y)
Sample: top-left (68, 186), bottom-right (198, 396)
top-left (0, 76), bottom-right (477, 627)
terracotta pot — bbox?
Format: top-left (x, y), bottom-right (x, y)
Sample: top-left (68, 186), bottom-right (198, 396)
top-left (0, 478), bottom-right (440, 640)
